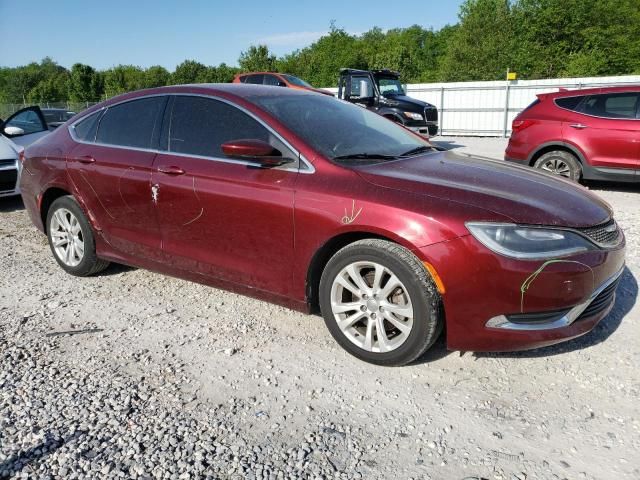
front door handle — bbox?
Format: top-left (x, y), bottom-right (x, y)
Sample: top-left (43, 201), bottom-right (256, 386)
top-left (569, 123), bottom-right (588, 129)
top-left (77, 155), bottom-right (96, 164)
top-left (157, 165), bottom-right (185, 175)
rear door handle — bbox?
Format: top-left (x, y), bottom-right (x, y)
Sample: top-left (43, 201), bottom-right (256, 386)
top-left (157, 165), bottom-right (186, 175)
top-left (77, 155), bottom-right (96, 164)
top-left (569, 123), bottom-right (588, 129)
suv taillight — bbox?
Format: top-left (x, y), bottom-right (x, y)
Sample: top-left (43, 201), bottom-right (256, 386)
top-left (512, 119), bottom-right (535, 133)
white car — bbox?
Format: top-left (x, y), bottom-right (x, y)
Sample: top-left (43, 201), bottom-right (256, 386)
top-left (0, 106), bottom-right (50, 197)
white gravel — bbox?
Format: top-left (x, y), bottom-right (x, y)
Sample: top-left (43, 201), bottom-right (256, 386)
top-left (1, 138), bottom-right (639, 479)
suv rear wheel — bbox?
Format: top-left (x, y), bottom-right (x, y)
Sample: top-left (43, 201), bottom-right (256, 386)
top-left (534, 150), bottom-right (582, 182)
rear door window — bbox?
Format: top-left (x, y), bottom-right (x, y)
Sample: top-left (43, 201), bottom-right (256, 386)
top-left (96, 96), bottom-right (166, 149)
top-left (263, 74), bottom-right (283, 86)
top-left (245, 74), bottom-right (265, 85)
top-left (581, 93), bottom-right (639, 119)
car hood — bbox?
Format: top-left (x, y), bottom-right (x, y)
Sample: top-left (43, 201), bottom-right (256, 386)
top-left (382, 94), bottom-right (434, 109)
top-left (355, 150), bottom-right (612, 228)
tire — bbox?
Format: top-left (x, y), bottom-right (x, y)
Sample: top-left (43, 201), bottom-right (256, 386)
top-left (319, 239), bottom-right (443, 366)
top-left (533, 150), bottom-right (582, 182)
top-left (46, 195), bottom-right (109, 276)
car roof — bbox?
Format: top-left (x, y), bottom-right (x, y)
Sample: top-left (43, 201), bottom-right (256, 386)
top-left (102, 83), bottom-right (318, 105)
top-left (549, 85), bottom-right (640, 98)
top-left (235, 72), bottom-right (284, 77)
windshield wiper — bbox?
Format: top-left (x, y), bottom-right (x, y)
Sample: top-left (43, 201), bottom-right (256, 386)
top-left (399, 145), bottom-right (435, 157)
top-left (332, 153), bottom-right (398, 161)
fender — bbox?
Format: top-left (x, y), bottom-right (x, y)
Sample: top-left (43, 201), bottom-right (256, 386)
top-left (527, 140), bottom-right (588, 166)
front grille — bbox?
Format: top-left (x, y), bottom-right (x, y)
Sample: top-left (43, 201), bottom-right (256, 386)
top-left (0, 169), bottom-right (18, 192)
top-left (575, 219), bottom-right (620, 247)
top-left (0, 158), bottom-right (16, 168)
top-left (576, 275), bottom-right (621, 321)
top-left (424, 106), bottom-right (438, 123)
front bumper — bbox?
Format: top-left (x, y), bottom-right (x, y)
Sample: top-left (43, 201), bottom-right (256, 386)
top-left (0, 160), bottom-right (20, 198)
top-left (416, 233), bottom-right (626, 352)
top-left (485, 267), bottom-right (623, 331)
top-left (408, 123), bottom-right (438, 137)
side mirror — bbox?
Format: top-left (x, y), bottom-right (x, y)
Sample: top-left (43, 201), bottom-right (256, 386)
top-left (277, 81), bottom-right (287, 87)
top-left (360, 79), bottom-right (373, 98)
top-left (221, 139), bottom-right (293, 167)
top-left (4, 126), bottom-right (25, 136)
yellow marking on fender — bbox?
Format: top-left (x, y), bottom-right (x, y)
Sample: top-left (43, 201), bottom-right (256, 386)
top-left (423, 261), bottom-right (445, 294)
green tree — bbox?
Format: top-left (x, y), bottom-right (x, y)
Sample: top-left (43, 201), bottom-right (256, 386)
top-left (68, 63), bottom-right (102, 102)
top-left (104, 65), bottom-right (145, 97)
top-left (440, 0), bottom-right (514, 81)
top-left (144, 65), bottom-right (170, 88)
top-left (238, 45), bottom-right (277, 72)
top-left (171, 60), bottom-right (208, 84)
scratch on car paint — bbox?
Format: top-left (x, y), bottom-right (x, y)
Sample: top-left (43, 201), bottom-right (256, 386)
top-left (80, 171), bottom-right (115, 219)
top-left (182, 177), bottom-right (204, 226)
top-left (118, 167), bottom-right (136, 212)
top-left (520, 259), bottom-right (595, 312)
top-left (151, 184), bottom-right (159, 204)
top-left (341, 200), bottom-right (363, 225)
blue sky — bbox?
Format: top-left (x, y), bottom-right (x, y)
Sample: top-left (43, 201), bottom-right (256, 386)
top-left (0, 0), bottom-right (464, 70)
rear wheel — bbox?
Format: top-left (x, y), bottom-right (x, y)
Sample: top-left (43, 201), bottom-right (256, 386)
top-left (534, 150), bottom-right (582, 182)
top-left (319, 239), bottom-right (443, 366)
top-left (46, 196), bottom-right (109, 276)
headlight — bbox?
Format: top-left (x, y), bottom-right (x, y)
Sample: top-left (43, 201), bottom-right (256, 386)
top-left (466, 222), bottom-right (596, 259)
top-left (403, 111), bottom-right (423, 121)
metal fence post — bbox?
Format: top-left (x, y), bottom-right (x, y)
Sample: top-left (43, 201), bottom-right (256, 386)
top-left (439, 87), bottom-right (445, 136)
top-left (502, 82), bottom-right (511, 138)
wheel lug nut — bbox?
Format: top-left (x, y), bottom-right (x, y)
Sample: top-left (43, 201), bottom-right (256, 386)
top-left (371, 313), bottom-right (376, 319)
top-left (360, 305), bottom-right (366, 312)
top-left (362, 294), bottom-right (368, 299)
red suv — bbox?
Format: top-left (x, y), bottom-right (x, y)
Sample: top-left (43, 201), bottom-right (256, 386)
top-left (505, 86), bottom-right (640, 182)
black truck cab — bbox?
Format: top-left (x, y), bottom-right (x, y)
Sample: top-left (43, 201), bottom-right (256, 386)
top-left (337, 68), bottom-right (438, 137)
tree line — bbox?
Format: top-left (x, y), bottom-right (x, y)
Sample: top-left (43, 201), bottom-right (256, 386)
top-left (1, 0), bottom-right (639, 105)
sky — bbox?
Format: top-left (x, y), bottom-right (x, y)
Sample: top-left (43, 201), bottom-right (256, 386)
top-left (0, 0), bottom-right (464, 70)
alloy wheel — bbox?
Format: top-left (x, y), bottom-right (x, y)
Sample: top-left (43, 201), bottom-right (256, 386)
top-left (330, 261), bottom-right (414, 353)
top-left (540, 158), bottom-right (571, 177)
top-left (49, 208), bottom-right (85, 267)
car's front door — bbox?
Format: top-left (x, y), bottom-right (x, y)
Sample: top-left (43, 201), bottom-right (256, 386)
top-left (151, 95), bottom-right (298, 296)
top-left (1, 106), bottom-right (49, 147)
top-left (562, 92), bottom-right (640, 174)
top-left (66, 96), bottom-right (166, 260)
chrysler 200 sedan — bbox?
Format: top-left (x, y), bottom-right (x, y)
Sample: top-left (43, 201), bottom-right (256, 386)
top-left (20, 84), bottom-right (625, 366)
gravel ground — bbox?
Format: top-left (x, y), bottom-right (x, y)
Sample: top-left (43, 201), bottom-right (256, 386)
top-left (1, 138), bottom-right (639, 480)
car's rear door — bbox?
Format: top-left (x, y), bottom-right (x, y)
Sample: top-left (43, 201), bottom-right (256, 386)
top-left (151, 95), bottom-right (298, 296)
top-left (562, 92), bottom-right (640, 175)
top-left (67, 96), bottom-right (167, 260)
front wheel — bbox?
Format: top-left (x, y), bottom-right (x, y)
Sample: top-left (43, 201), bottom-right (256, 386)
top-left (46, 195), bottom-right (110, 276)
top-left (319, 239), bottom-right (443, 366)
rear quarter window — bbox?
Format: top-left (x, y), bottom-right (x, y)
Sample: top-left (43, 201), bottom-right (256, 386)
top-left (554, 96), bottom-right (584, 111)
top-left (72, 110), bottom-right (103, 142)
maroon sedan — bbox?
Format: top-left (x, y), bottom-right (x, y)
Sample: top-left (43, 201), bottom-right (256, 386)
top-left (20, 84), bottom-right (625, 366)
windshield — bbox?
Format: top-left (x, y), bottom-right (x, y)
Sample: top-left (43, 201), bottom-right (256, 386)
top-left (375, 76), bottom-right (404, 96)
top-left (249, 93), bottom-right (432, 163)
top-left (282, 74), bottom-right (312, 88)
